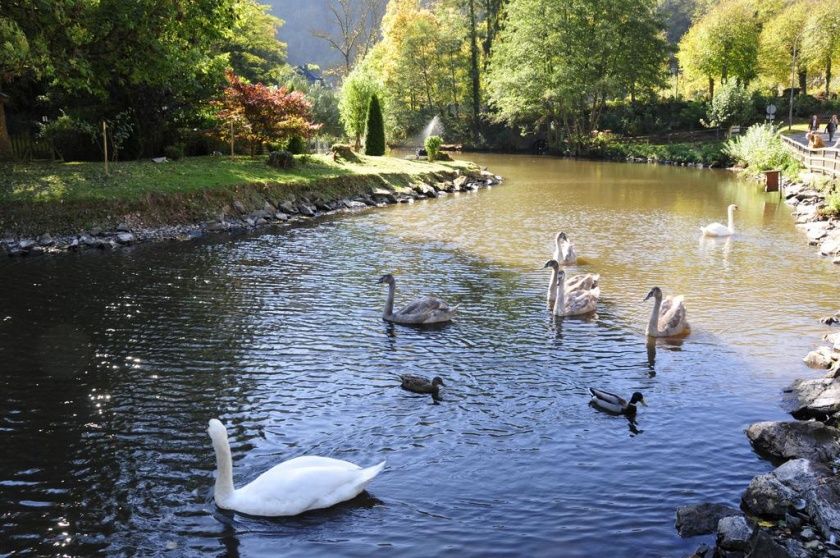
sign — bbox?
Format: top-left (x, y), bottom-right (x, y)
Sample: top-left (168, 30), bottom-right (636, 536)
top-left (766, 104), bottom-right (777, 115)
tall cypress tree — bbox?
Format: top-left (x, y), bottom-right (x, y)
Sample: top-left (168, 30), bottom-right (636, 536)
top-left (364, 94), bottom-right (385, 156)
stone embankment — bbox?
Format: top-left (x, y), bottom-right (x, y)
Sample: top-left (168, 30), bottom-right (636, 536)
top-left (782, 176), bottom-right (840, 265)
top-left (1, 169), bottom-right (502, 257)
top-left (679, 319), bottom-right (840, 558)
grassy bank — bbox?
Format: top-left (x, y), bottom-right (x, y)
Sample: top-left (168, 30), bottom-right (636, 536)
top-left (0, 154), bottom-right (475, 235)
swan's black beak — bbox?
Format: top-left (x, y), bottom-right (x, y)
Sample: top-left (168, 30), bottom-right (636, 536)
top-left (643, 290), bottom-right (654, 302)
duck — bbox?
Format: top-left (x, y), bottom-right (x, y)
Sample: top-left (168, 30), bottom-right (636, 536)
top-left (644, 286), bottom-right (689, 338)
top-left (700, 204), bottom-right (738, 237)
top-left (553, 269), bottom-right (599, 317)
top-left (206, 418), bottom-right (385, 517)
top-left (400, 374), bottom-right (444, 401)
top-left (552, 232), bottom-right (577, 265)
top-left (378, 273), bottom-right (459, 325)
top-left (543, 260), bottom-right (599, 306)
top-left (589, 388), bottom-right (646, 416)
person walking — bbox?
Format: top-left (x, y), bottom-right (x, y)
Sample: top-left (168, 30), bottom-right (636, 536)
top-left (826, 115), bottom-right (838, 144)
top-left (809, 114), bottom-right (820, 132)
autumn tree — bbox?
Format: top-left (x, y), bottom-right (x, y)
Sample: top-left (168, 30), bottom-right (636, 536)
top-left (217, 71), bottom-right (319, 154)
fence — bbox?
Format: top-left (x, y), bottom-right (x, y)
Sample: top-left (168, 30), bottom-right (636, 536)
top-left (781, 135), bottom-right (840, 178)
top-left (8, 134), bottom-right (54, 161)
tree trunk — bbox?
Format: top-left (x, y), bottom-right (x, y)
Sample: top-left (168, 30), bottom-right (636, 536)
top-left (354, 133), bottom-right (361, 151)
top-left (0, 99), bottom-right (12, 161)
top-left (799, 70), bottom-right (807, 95)
top-left (826, 59), bottom-right (832, 98)
top-left (708, 76), bottom-right (714, 100)
top-left (468, 0), bottom-right (481, 140)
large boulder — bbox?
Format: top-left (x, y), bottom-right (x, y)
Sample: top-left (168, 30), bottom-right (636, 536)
top-left (717, 515), bottom-right (753, 551)
top-left (675, 502), bottom-right (741, 537)
top-left (742, 459), bottom-right (840, 541)
top-left (783, 378), bottom-right (840, 420)
top-left (802, 346), bottom-right (838, 369)
top-left (821, 232), bottom-right (840, 257)
top-left (746, 420), bottom-right (840, 465)
top-left (746, 529), bottom-right (802, 558)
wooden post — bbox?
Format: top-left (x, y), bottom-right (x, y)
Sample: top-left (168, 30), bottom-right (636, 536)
top-left (102, 121), bottom-right (109, 176)
top-left (230, 120), bottom-right (234, 157)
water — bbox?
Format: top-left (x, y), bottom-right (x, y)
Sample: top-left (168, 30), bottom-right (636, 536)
top-left (411, 116), bottom-right (444, 147)
top-left (1, 155), bottom-right (837, 557)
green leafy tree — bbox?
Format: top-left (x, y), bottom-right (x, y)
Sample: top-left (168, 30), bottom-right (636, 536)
top-left (677, 0), bottom-right (762, 98)
top-left (486, 0), bottom-right (669, 153)
top-left (759, 1), bottom-right (810, 92)
top-left (801, 0), bottom-right (840, 97)
top-left (339, 66), bottom-right (381, 149)
top-left (364, 93), bottom-right (385, 155)
top-left (223, 0), bottom-right (288, 84)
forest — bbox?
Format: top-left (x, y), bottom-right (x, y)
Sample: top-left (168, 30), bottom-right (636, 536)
top-left (1, 0), bottom-right (839, 159)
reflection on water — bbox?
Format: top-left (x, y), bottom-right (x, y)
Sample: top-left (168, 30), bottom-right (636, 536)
top-left (0, 155), bottom-right (837, 557)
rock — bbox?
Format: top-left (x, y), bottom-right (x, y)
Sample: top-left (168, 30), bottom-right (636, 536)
top-left (413, 183), bottom-right (438, 198)
top-left (746, 529), bottom-right (796, 558)
top-left (89, 227), bottom-right (103, 237)
top-left (800, 221), bottom-right (833, 243)
top-left (746, 421), bottom-right (840, 465)
top-left (452, 176), bottom-right (469, 191)
top-left (803, 346), bottom-right (838, 369)
top-left (116, 233), bottom-right (135, 245)
top-left (233, 200), bottom-right (247, 214)
top-left (742, 472), bottom-right (794, 518)
top-left (676, 503), bottom-right (741, 537)
top-left (255, 217), bottom-right (268, 226)
top-left (206, 222), bottom-right (227, 232)
top-left (18, 239), bottom-right (36, 251)
top-left (784, 377), bottom-right (840, 420)
top-left (687, 543), bottom-right (714, 558)
top-left (800, 527), bottom-right (815, 540)
top-left (825, 332), bottom-right (840, 351)
top-left (28, 245), bottom-right (45, 256)
top-left (274, 212), bottom-right (289, 221)
top-left (718, 516), bottom-right (752, 551)
top-left (297, 202), bottom-right (316, 217)
top-left (68, 238), bottom-right (80, 252)
top-left (37, 233), bottom-right (54, 246)
top-left (80, 234), bottom-right (97, 247)
top-left (342, 200), bottom-right (367, 210)
top-left (263, 201), bottom-right (275, 213)
top-left (822, 233), bottom-right (840, 257)
top-left (279, 201), bottom-right (298, 214)
top-left (822, 312), bottom-right (840, 326)
top-left (314, 200), bottom-right (332, 211)
top-left (784, 512), bottom-right (803, 530)
top-left (371, 188), bottom-right (398, 203)
top-left (245, 217), bottom-right (256, 227)
top-left (116, 223), bottom-right (130, 232)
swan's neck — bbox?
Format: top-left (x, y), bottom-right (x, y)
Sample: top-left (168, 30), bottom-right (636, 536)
top-left (727, 208), bottom-right (735, 233)
top-left (547, 267), bottom-right (558, 305)
top-left (383, 282), bottom-right (395, 319)
top-left (212, 436), bottom-right (235, 506)
top-left (646, 296), bottom-right (662, 336)
top-left (553, 279), bottom-right (566, 316)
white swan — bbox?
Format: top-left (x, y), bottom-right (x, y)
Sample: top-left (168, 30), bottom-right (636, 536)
top-left (552, 232), bottom-right (577, 265)
top-left (553, 269), bottom-right (599, 317)
top-left (543, 260), bottom-right (599, 307)
top-left (643, 287), bottom-right (689, 338)
top-left (378, 273), bottom-right (459, 325)
top-left (700, 204), bottom-right (738, 237)
top-left (207, 419), bottom-right (385, 517)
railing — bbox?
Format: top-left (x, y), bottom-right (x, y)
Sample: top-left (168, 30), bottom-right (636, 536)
top-left (781, 135), bottom-right (840, 178)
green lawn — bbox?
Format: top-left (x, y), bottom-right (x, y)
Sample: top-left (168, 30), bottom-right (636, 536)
top-left (0, 154), bottom-right (470, 204)
top-left (0, 153), bottom-right (474, 234)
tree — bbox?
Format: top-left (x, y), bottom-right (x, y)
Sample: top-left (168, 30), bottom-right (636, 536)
top-left (677, 0), bottom-right (762, 98)
top-left (364, 94), bottom-right (385, 155)
top-left (486, 0), bottom-right (669, 153)
top-left (217, 71), bottom-right (319, 153)
top-left (0, 17), bottom-right (31, 158)
top-left (801, 0), bottom-right (840, 97)
top-left (223, 0), bottom-right (288, 84)
top-left (313, 0), bottom-right (386, 77)
top-left (760, 1), bottom-right (810, 93)
top-left (338, 66), bottom-right (381, 149)
top-left (705, 81), bottom-right (754, 128)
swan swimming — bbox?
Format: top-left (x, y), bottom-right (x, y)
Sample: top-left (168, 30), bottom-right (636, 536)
top-left (552, 232), bottom-right (577, 265)
top-left (378, 273), bottom-right (459, 325)
top-left (553, 269), bottom-right (600, 317)
top-left (207, 419), bottom-right (385, 517)
top-left (700, 204), bottom-right (738, 237)
top-left (543, 260), bottom-right (599, 307)
top-left (643, 286), bottom-right (689, 338)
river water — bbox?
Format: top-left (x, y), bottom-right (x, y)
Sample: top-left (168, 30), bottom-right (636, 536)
top-left (1, 154), bottom-right (837, 557)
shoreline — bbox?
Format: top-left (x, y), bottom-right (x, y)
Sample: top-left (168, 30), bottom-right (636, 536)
top-left (0, 158), bottom-right (503, 257)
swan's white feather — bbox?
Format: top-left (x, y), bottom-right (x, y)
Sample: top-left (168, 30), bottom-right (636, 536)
top-left (700, 222), bottom-right (732, 237)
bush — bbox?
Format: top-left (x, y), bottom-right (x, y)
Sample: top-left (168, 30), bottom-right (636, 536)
top-left (724, 124), bottom-right (799, 172)
top-left (823, 193), bottom-right (840, 218)
top-left (330, 143), bottom-right (360, 163)
top-left (36, 112), bottom-right (97, 161)
top-left (267, 150), bottom-right (295, 169)
top-left (163, 144), bottom-right (185, 161)
top-left (364, 94), bottom-right (385, 156)
top-left (706, 82), bottom-right (755, 129)
top-left (286, 135), bottom-right (306, 154)
top-left (424, 135), bottom-right (443, 161)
